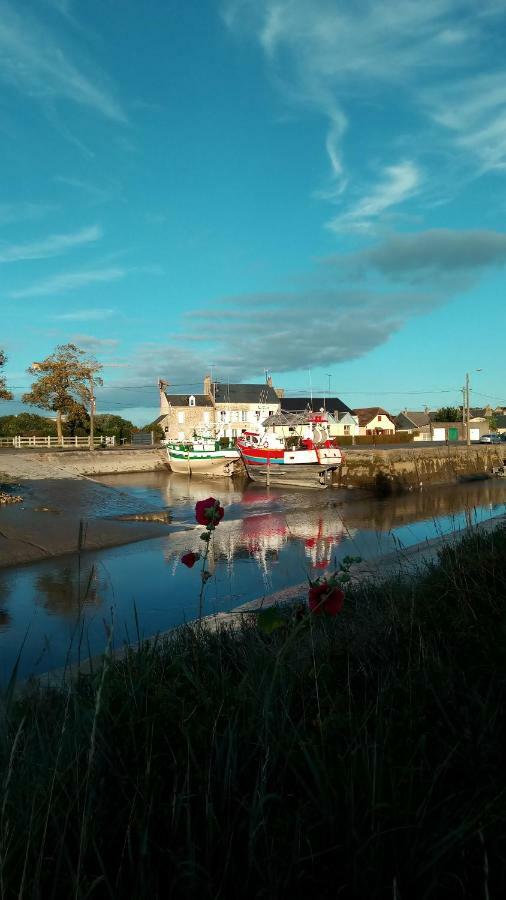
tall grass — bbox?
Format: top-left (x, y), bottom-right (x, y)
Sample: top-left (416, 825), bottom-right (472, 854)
top-left (1, 525), bottom-right (506, 898)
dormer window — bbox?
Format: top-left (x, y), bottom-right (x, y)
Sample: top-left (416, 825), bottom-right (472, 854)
top-left (189, 395), bottom-right (196, 407)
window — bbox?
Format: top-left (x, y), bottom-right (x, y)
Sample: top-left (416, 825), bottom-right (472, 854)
top-left (378, 415), bottom-right (382, 421)
top-left (203, 411), bottom-right (210, 425)
top-left (241, 411), bottom-right (248, 422)
top-left (164, 426), bottom-right (169, 432)
top-left (344, 425), bottom-right (350, 434)
top-left (189, 395), bottom-right (196, 407)
top-left (220, 410), bottom-right (226, 422)
top-left (230, 410), bottom-right (238, 422)
top-left (177, 412), bottom-right (185, 424)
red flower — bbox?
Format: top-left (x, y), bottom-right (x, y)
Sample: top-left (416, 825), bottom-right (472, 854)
top-left (181, 551), bottom-right (200, 568)
top-left (308, 580), bottom-right (344, 616)
top-left (195, 497), bottom-right (224, 527)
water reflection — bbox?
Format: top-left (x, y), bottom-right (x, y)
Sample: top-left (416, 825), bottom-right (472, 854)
top-left (0, 473), bottom-right (504, 683)
top-left (35, 565), bottom-right (102, 617)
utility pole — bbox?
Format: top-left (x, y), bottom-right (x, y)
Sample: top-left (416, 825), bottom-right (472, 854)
top-left (462, 385), bottom-right (466, 441)
top-left (465, 371), bottom-right (470, 447)
top-left (89, 375), bottom-right (96, 450)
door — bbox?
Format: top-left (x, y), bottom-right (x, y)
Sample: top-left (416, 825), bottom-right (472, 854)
top-left (470, 428), bottom-right (480, 441)
top-left (448, 427), bottom-right (459, 441)
top-left (433, 428), bottom-right (445, 441)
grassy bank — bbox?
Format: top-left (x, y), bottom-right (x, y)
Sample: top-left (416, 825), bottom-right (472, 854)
top-left (1, 525), bottom-right (506, 898)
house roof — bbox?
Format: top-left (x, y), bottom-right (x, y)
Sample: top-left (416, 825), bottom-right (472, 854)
top-left (281, 396), bottom-right (352, 416)
top-left (164, 393), bottom-right (213, 408)
top-left (353, 407), bottom-right (393, 427)
top-left (213, 383), bottom-right (280, 405)
top-left (395, 410), bottom-right (431, 428)
top-left (262, 410), bottom-right (338, 427)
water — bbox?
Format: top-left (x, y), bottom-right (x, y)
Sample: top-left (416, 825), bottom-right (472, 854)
top-left (0, 473), bottom-right (505, 682)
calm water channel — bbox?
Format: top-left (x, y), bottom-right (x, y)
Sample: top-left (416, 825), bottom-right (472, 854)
top-left (1, 473), bottom-right (506, 683)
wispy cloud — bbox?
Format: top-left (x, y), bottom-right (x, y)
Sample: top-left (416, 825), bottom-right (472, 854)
top-left (71, 334), bottom-right (119, 348)
top-left (0, 225), bottom-right (101, 263)
top-left (53, 308), bottom-right (116, 321)
top-left (53, 176), bottom-right (119, 204)
top-left (0, 0), bottom-right (127, 123)
top-left (10, 267), bottom-right (126, 299)
top-left (328, 162), bottom-right (421, 233)
top-left (223, 0), bottom-right (506, 210)
top-left (0, 202), bottom-right (57, 226)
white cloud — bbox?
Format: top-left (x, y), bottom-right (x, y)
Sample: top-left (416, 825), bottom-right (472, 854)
top-left (328, 162), bottom-right (421, 233)
top-left (222, 0), bottom-right (506, 202)
top-left (10, 267), bottom-right (125, 299)
top-left (0, 225), bottom-right (101, 263)
top-left (0, 202), bottom-right (57, 226)
top-left (0, 0), bottom-right (127, 123)
top-left (71, 334), bottom-right (119, 348)
top-left (53, 308), bottom-right (116, 321)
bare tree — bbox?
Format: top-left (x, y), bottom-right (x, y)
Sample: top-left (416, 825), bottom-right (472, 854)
top-left (22, 344), bottom-right (103, 445)
top-left (0, 350), bottom-right (13, 401)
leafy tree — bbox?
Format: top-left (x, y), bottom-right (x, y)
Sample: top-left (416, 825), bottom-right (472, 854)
top-left (0, 413), bottom-right (57, 437)
top-left (0, 350), bottom-right (12, 401)
top-left (432, 406), bottom-right (462, 422)
top-left (488, 414), bottom-right (499, 432)
top-left (141, 418), bottom-right (164, 440)
top-left (94, 414), bottom-right (137, 443)
top-left (64, 401), bottom-right (90, 437)
top-left (22, 344), bottom-right (103, 445)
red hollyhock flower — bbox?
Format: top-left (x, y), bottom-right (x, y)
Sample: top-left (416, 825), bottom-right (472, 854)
top-left (308, 580), bottom-right (344, 616)
top-left (195, 497), bottom-right (224, 527)
top-left (181, 551), bottom-right (200, 568)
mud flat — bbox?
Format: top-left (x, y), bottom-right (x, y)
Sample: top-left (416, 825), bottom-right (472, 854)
top-left (0, 449), bottom-right (181, 567)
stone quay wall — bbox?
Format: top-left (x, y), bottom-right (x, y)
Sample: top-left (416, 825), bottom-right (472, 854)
top-left (336, 445), bottom-right (506, 492)
top-left (0, 448), bottom-right (167, 480)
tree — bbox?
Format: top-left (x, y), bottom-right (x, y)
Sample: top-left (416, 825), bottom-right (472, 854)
top-left (488, 414), bottom-right (499, 432)
top-left (141, 418), bottom-right (164, 441)
top-left (432, 406), bottom-right (461, 422)
top-left (22, 344), bottom-right (103, 445)
top-left (0, 414), bottom-right (57, 437)
top-left (94, 414), bottom-right (137, 443)
top-left (0, 350), bottom-right (12, 401)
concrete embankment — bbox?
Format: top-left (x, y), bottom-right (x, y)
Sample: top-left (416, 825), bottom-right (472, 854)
top-left (337, 444), bottom-right (505, 492)
top-left (0, 447), bottom-right (167, 480)
top-left (0, 448), bottom-right (180, 568)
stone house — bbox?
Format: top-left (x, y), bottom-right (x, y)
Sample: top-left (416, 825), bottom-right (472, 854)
top-left (353, 407), bottom-right (396, 436)
top-left (157, 375), bottom-right (282, 441)
top-left (395, 410), bottom-right (432, 435)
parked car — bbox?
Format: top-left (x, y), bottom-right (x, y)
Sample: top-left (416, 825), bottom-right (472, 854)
top-left (479, 434), bottom-right (502, 443)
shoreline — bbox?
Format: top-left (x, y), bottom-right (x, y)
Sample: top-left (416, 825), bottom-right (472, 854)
top-left (33, 510), bottom-right (506, 688)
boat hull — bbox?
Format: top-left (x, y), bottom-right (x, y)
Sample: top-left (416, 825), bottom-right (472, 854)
top-left (165, 447), bottom-right (242, 477)
top-left (241, 460), bottom-right (338, 488)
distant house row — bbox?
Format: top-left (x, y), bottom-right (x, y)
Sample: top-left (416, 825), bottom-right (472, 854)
top-left (157, 376), bottom-right (505, 442)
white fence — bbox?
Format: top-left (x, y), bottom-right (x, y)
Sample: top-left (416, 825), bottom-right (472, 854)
top-left (0, 435), bottom-right (115, 449)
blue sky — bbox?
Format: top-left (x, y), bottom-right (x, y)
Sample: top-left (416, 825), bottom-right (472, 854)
top-left (1, 0), bottom-right (506, 424)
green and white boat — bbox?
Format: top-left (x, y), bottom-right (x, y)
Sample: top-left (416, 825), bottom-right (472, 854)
top-left (163, 437), bottom-right (242, 477)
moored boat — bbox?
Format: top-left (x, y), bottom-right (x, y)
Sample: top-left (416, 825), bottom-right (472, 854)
top-left (163, 437), bottom-right (242, 477)
top-left (236, 412), bottom-right (344, 488)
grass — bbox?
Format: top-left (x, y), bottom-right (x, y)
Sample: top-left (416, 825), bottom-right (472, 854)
top-left (1, 524), bottom-right (506, 898)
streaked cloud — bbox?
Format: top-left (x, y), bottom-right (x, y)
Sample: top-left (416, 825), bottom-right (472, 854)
top-left (223, 0), bottom-right (506, 215)
top-left (0, 225), bottom-right (101, 263)
top-left (327, 162), bottom-right (421, 234)
top-left (71, 334), bottom-right (119, 348)
top-left (349, 229), bottom-right (506, 280)
top-left (53, 308), bottom-right (116, 321)
top-left (0, 202), bottom-right (57, 226)
top-left (0, 0), bottom-right (127, 123)
top-left (10, 267), bottom-right (125, 299)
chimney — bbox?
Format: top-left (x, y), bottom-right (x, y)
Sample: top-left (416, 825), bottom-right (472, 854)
top-left (204, 374), bottom-right (212, 396)
top-left (266, 375), bottom-right (273, 388)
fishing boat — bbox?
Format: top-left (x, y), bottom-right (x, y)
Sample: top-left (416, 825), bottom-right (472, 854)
top-left (236, 411), bottom-right (344, 488)
top-left (163, 436), bottom-right (242, 477)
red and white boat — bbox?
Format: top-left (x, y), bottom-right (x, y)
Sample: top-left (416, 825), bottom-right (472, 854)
top-left (236, 412), bottom-right (344, 488)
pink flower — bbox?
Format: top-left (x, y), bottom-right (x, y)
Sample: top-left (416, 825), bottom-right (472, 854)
top-left (195, 497), bottom-right (224, 527)
top-left (308, 580), bottom-right (344, 616)
top-left (181, 551), bottom-right (200, 568)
